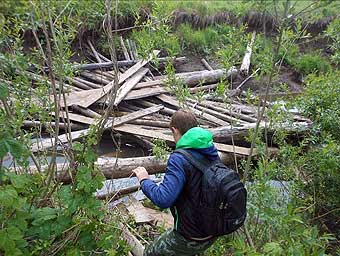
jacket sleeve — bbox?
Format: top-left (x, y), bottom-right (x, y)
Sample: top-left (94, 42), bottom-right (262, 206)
top-left (141, 153), bottom-right (186, 209)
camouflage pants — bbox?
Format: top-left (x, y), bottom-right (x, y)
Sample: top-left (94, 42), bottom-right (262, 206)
top-left (143, 229), bottom-right (216, 256)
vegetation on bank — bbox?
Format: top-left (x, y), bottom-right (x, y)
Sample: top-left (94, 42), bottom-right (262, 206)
top-left (0, 0), bottom-right (339, 255)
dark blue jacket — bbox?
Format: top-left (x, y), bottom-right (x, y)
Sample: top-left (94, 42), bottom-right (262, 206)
top-left (141, 145), bottom-right (219, 209)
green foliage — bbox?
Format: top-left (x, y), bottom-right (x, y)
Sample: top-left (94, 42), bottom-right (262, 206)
top-left (298, 71), bottom-right (340, 139)
top-left (0, 4), bottom-right (128, 255)
top-left (152, 138), bottom-right (171, 161)
top-left (216, 25), bottom-right (248, 68)
top-left (325, 18), bottom-right (340, 64)
top-left (293, 53), bottom-right (331, 75)
top-left (176, 24), bottom-right (219, 55)
top-left (176, 23), bottom-right (248, 57)
top-left (131, 28), bottom-right (180, 58)
top-left (164, 62), bottom-right (190, 106)
top-left (131, 2), bottom-right (181, 58)
top-left (300, 138), bottom-right (340, 211)
top-left (252, 34), bottom-right (275, 75)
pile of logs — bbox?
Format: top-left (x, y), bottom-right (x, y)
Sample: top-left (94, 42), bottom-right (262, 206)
top-left (19, 39), bottom-right (312, 256)
top-left (23, 39), bottom-right (311, 179)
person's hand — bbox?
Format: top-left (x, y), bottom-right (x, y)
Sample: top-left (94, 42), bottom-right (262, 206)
top-left (132, 167), bottom-right (149, 183)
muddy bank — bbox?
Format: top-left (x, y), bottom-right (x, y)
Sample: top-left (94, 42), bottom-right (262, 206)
top-left (171, 10), bottom-right (338, 35)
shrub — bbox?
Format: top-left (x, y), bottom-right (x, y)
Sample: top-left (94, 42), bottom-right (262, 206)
top-left (298, 71), bottom-right (340, 139)
top-left (293, 53), bottom-right (331, 75)
top-left (176, 24), bottom-right (220, 55)
top-left (325, 18), bottom-right (340, 64)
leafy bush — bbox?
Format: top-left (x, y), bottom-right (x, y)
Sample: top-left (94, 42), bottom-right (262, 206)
top-left (176, 24), bottom-right (220, 54)
top-left (293, 53), bottom-right (331, 75)
top-left (298, 71), bottom-right (340, 139)
top-left (215, 24), bottom-right (248, 67)
top-left (325, 18), bottom-right (340, 64)
top-left (131, 28), bottom-right (181, 57)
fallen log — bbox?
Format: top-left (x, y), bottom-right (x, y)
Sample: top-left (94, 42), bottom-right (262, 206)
top-left (132, 66), bottom-right (237, 90)
top-left (128, 119), bottom-right (170, 128)
top-left (189, 83), bottom-right (219, 93)
top-left (81, 71), bottom-right (111, 84)
top-left (93, 70), bottom-right (116, 81)
top-left (195, 100), bottom-right (258, 123)
top-left (71, 105), bottom-right (101, 119)
top-left (156, 94), bottom-right (229, 126)
top-left (187, 100), bottom-right (247, 125)
top-left (22, 120), bottom-right (86, 131)
top-left (112, 123), bottom-right (274, 155)
top-left (66, 77), bottom-right (92, 90)
top-left (72, 77), bottom-right (102, 89)
top-left (19, 150), bottom-right (241, 183)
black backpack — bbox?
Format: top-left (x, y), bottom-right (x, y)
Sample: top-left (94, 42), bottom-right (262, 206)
top-left (175, 149), bottom-right (247, 236)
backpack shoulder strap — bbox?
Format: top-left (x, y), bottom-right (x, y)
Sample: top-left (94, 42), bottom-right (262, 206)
top-left (174, 149), bottom-right (211, 173)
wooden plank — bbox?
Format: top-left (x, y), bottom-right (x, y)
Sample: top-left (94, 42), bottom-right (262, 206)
top-left (56, 50), bottom-right (159, 108)
top-left (114, 68), bottom-right (149, 106)
top-left (134, 79), bottom-right (161, 89)
top-left (119, 222), bottom-right (144, 256)
top-left (120, 36), bottom-right (131, 60)
top-left (31, 105), bottom-right (163, 152)
top-left (156, 94), bottom-right (229, 126)
top-left (51, 111), bottom-right (96, 125)
top-left (124, 86), bottom-right (167, 101)
top-left (113, 123), bottom-right (260, 155)
top-left (187, 101), bottom-right (247, 125)
top-left (108, 105), bottom-right (163, 128)
top-left (126, 199), bottom-right (154, 224)
top-left (126, 198), bottom-right (173, 229)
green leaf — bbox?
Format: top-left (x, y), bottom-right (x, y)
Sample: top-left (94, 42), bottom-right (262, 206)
top-left (31, 207), bottom-right (57, 226)
top-left (263, 242), bottom-right (283, 255)
top-left (0, 185), bottom-right (18, 207)
top-left (0, 138), bottom-right (27, 160)
top-left (0, 226), bottom-right (23, 255)
top-left (7, 173), bottom-right (30, 189)
top-left (6, 226), bottom-right (22, 241)
top-left (0, 84), bottom-right (9, 99)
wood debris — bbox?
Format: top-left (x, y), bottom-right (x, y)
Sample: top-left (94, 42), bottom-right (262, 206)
top-left (22, 40), bottom-right (312, 223)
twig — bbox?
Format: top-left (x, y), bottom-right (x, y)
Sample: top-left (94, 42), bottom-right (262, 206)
top-left (243, 225), bottom-right (255, 248)
top-left (88, 40), bottom-right (102, 63)
top-left (235, 68), bottom-right (260, 91)
top-left (201, 58), bottom-right (213, 71)
top-left (311, 208), bottom-right (340, 221)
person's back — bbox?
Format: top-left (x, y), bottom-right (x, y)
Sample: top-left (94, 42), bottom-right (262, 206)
top-left (132, 109), bottom-right (220, 256)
